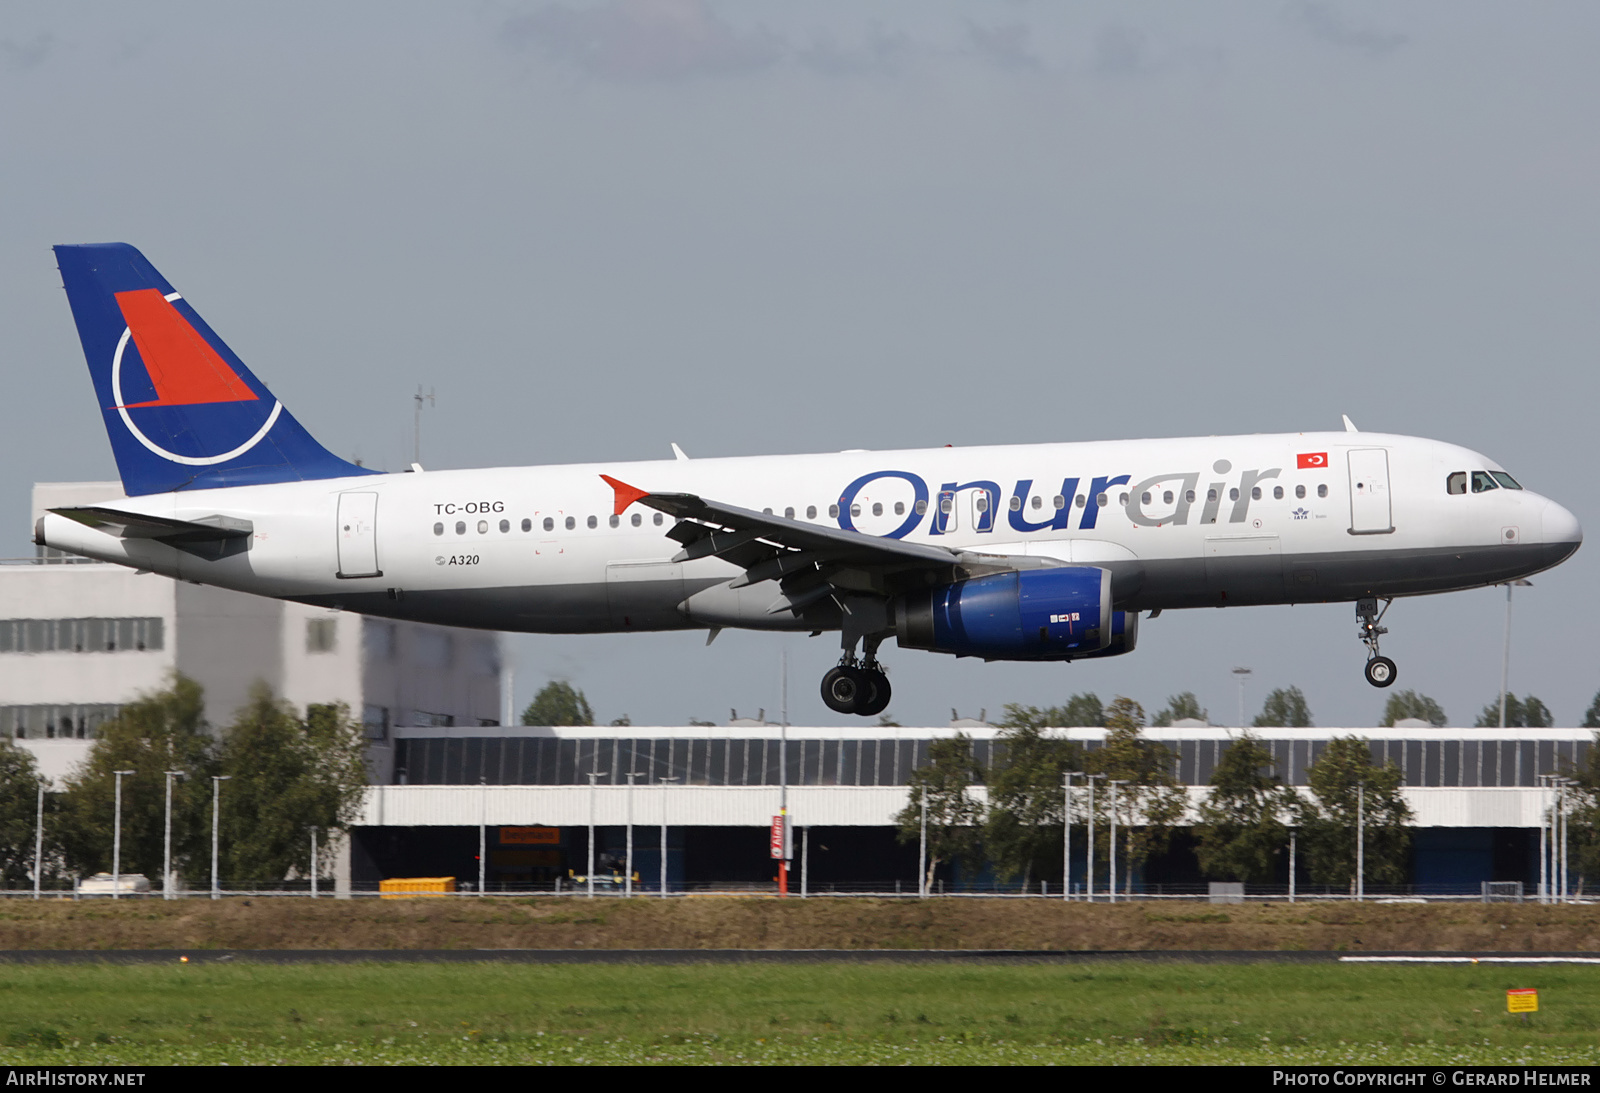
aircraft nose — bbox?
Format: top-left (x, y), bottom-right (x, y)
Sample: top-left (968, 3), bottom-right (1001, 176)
top-left (1542, 499), bottom-right (1583, 551)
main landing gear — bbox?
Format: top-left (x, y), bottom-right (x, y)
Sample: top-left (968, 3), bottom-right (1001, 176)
top-left (1357, 597), bottom-right (1397, 688)
top-left (821, 658), bottom-right (891, 717)
top-left (821, 635), bottom-right (892, 716)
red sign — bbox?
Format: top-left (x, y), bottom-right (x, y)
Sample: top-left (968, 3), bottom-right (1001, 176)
top-left (770, 815), bottom-right (787, 859)
top-left (1298, 452), bottom-right (1328, 469)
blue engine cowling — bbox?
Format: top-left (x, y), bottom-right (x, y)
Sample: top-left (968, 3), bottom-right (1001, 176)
top-left (895, 567), bottom-right (1137, 661)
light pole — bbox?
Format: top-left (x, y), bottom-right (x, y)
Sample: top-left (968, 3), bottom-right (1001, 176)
top-left (1355, 782), bottom-right (1365, 902)
top-left (1233, 667), bottom-right (1253, 728)
top-left (478, 776), bottom-right (486, 897)
top-left (586, 769), bottom-right (607, 899)
top-left (659, 775), bottom-right (678, 897)
top-left (1063, 772), bottom-right (1081, 902)
top-left (310, 827), bottom-right (319, 898)
top-left (1085, 773), bottom-right (1105, 901)
top-left (1108, 780), bottom-right (1127, 903)
top-left (33, 782), bottom-right (44, 900)
top-left (211, 775), bottom-right (230, 900)
top-left (163, 770), bottom-right (185, 900)
top-left (112, 770), bottom-right (135, 899)
top-left (1499, 580), bottom-right (1533, 728)
top-left (625, 771), bottom-right (639, 898)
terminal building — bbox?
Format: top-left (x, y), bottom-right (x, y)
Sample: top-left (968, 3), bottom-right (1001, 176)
top-left (353, 722), bottom-right (1591, 896)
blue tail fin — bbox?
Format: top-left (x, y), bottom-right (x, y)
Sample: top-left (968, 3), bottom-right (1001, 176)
top-left (54, 243), bottom-right (377, 495)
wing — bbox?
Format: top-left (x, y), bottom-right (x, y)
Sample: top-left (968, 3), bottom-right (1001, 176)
top-left (601, 475), bottom-right (1041, 617)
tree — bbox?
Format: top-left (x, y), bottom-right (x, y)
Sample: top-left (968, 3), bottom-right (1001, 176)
top-left (0, 740), bottom-right (47, 888)
top-left (896, 734), bottom-right (985, 891)
top-left (521, 681), bottom-right (594, 727)
top-left (56, 676), bottom-right (217, 884)
top-left (1151, 692), bottom-right (1208, 727)
top-left (1297, 737), bottom-right (1412, 890)
top-left (984, 722), bottom-right (1083, 885)
top-left (1381, 690), bottom-right (1447, 728)
top-left (1475, 694), bottom-right (1553, 728)
top-left (1089, 697), bottom-right (1187, 895)
top-left (1583, 693), bottom-right (1600, 730)
top-left (1254, 687), bottom-right (1313, 728)
top-left (216, 689), bottom-right (369, 889)
top-left (1000, 693), bottom-right (1104, 729)
top-left (1194, 732), bottom-right (1292, 884)
top-left (1565, 735), bottom-right (1600, 890)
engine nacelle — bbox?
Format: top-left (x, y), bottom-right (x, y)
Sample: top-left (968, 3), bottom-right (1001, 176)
top-left (896, 567), bottom-right (1129, 661)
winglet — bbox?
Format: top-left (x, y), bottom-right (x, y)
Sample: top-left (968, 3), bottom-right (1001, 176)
top-left (600, 474), bottom-right (651, 516)
top-left (1342, 414), bottom-right (1359, 433)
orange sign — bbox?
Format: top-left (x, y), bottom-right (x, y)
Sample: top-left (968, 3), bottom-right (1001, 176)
top-left (500, 826), bottom-right (559, 845)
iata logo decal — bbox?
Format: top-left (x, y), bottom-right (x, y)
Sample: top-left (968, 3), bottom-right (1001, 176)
top-left (110, 288), bottom-right (282, 466)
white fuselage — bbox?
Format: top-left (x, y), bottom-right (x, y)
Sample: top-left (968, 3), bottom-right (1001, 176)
top-left (38, 431), bottom-right (1581, 637)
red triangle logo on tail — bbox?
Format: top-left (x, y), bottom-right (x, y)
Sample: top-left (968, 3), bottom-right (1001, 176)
top-left (114, 289), bottom-right (258, 407)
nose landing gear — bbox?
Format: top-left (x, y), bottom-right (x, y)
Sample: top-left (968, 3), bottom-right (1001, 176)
top-left (1357, 597), bottom-right (1397, 688)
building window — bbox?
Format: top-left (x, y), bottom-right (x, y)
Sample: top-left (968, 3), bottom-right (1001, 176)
top-left (0, 617), bottom-right (163, 654)
top-left (362, 704), bottom-right (391, 741)
top-left (306, 617), bottom-right (338, 653)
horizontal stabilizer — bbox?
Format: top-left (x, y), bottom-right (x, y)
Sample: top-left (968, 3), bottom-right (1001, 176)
top-left (51, 506), bottom-right (254, 560)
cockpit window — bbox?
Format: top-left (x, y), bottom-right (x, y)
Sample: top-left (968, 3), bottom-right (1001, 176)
top-left (1446, 472), bottom-right (1467, 495)
top-left (1490, 471), bottom-right (1522, 490)
top-left (1471, 471), bottom-right (1499, 493)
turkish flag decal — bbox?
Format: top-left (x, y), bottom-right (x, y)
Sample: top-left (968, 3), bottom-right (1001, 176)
top-left (1297, 452), bottom-right (1328, 469)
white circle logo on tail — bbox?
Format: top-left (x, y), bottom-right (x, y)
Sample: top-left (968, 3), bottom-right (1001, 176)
top-left (111, 291), bottom-right (282, 466)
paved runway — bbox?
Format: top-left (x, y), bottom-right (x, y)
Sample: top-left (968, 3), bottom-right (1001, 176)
top-left (3, 949), bottom-right (1598, 964)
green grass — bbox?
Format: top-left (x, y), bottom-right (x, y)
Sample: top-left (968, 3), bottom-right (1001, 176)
top-left (0, 962), bottom-right (1596, 1065)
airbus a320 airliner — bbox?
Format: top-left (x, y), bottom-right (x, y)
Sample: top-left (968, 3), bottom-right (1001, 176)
top-left (37, 244), bottom-right (1582, 716)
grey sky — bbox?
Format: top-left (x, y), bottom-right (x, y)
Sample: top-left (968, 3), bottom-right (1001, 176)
top-left (3, 2), bottom-right (1597, 729)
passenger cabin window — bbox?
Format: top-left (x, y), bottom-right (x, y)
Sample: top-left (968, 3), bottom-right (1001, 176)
top-left (1052, 495), bottom-right (1065, 510)
top-left (653, 512), bottom-right (663, 525)
top-left (587, 515), bottom-right (597, 529)
top-left (500, 519), bottom-right (510, 533)
top-left (1251, 487), bottom-right (1261, 501)
top-left (913, 500), bottom-right (926, 515)
top-left (1031, 496), bottom-right (1042, 510)
top-left (1295, 485), bottom-right (1306, 500)
top-left (632, 513), bottom-right (642, 527)
top-left (784, 507), bottom-right (794, 519)
top-left (565, 516), bottom-right (576, 530)
top-left (828, 504), bottom-right (840, 518)
top-left (1471, 472), bottom-right (1498, 493)
top-left (807, 505), bottom-right (818, 519)
top-left (522, 519), bottom-right (532, 532)
top-left (894, 501), bottom-right (905, 515)
top-left (1008, 496), bottom-right (1022, 512)
top-left (542, 517), bottom-right (554, 532)
top-left (1273, 486), bottom-right (1283, 500)
top-left (455, 521), bottom-right (466, 535)
top-left (1317, 484), bottom-right (1328, 498)
top-left (871, 503), bottom-right (882, 516)
top-left (608, 514), bottom-right (619, 528)
top-left (1207, 488), bottom-right (1218, 502)
top-left (433, 522), bottom-right (444, 536)
top-left (1096, 493), bottom-right (1108, 507)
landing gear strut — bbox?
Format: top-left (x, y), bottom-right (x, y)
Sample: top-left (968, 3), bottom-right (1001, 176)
top-left (1357, 597), bottom-right (1397, 688)
top-left (821, 636), bottom-right (892, 716)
